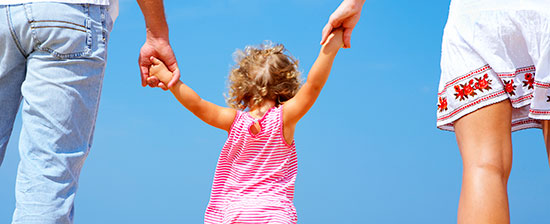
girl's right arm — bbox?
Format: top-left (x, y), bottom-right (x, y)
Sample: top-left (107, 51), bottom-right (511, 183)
top-left (149, 57), bottom-right (237, 132)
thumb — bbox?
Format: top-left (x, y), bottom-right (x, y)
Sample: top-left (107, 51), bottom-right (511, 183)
top-left (321, 12), bottom-right (344, 45)
top-left (343, 28), bottom-right (353, 48)
top-left (320, 23), bottom-right (333, 45)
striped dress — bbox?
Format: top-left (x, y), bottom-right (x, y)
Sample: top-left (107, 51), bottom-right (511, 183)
top-left (204, 105), bottom-right (298, 224)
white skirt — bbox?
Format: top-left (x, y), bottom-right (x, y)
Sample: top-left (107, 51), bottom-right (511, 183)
top-left (437, 9), bottom-right (550, 131)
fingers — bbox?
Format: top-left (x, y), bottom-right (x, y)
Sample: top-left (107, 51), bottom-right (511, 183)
top-left (139, 53), bottom-right (151, 87)
top-left (146, 76), bottom-right (167, 91)
top-left (158, 82), bottom-right (168, 91)
top-left (167, 67), bottom-right (180, 88)
top-left (140, 65), bottom-right (149, 87)
top-left (150, 56), bottom-right (162, 65)
top-left (321, 10), bottom-right (345, 45)
top-left (147, 76), bottom-right (160, 87)
top-left (343, 28), bottom-right (353, 48)
top-left (320, 23), bottom-right (333, 45)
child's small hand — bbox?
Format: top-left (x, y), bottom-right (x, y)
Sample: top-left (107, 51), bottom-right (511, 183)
top-left (322, 28), bottom-right (344, 54)
top-left (149, 56), bottom-right (174, 85)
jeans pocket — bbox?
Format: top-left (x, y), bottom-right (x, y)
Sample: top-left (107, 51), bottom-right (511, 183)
top-left (26, 3), bottom-right (92, 59)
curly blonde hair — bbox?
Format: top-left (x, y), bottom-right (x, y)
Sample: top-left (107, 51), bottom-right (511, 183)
top-left (226, 43), bottom-right (302, 110)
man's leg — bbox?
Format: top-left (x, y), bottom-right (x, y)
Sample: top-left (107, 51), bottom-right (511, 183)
top-left (12, 3), bottom-right (112, 223)
top-left (0, 5), bottom-right (26, 166)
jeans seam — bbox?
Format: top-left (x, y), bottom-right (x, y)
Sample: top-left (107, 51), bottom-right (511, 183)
top-left (27, 3), bottom-right (92, 59)
top-left (6, 6), bottom-right (27, 57)
top-left (100, 6), bottom-right (106, 43)
top-left (31, 25), bottom-right (87, 33)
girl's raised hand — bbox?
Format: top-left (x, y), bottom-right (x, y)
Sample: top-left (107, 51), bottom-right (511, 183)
top-left (149, 56), bottom-right (175, 85)
top-left (322, 28), bottom-right (345, 54)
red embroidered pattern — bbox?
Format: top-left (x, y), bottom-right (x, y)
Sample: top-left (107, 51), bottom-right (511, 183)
top-left (530, 109), bottom-right (550, 115)
top-left (437, 90), bottom-right (506, 121)
top-left (511, 93), bottom-right (533, 104)
top-left (438, 97), bottom-right (448, 112)
top-left (453, 74), bottom-right (493, 101)
top-left (535, 81), bottom-right (550, 88)
top-left (439, 118), bottom-right (540, 131)
top-left (503, 79), bottom-right (517, 96)
top-left (523, 73), bottom-right (535, 89)
top-left (497, 65), bottom-right (536, 78)
top-left (437, 64), bottom-right (541, 126)
top-left (438, 65), bottom-right (491, 96)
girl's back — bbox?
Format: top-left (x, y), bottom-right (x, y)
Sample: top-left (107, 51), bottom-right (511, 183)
top-left (205, 106), bottom-right (297, 223)
top-left (147, 28), bottom-right (344, 224)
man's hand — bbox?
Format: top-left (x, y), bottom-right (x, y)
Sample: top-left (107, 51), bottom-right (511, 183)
top-left (149, 56), bottom-right (175, 84)
top-left (320, 0), bottom-right (365, 48)
top-left (139, 37), bottom-right (180, 90)
top-left (136, 0), bottom-right (179, 90)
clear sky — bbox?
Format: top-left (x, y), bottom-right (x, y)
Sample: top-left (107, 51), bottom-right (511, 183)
top-left (2, 0), bottom-right (550, 223)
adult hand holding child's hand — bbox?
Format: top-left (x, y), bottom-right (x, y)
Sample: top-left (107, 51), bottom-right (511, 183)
top-left (148, 56), bottom-right (174, 85)
top-left (139, 38), bottom-right (180, 90)
top-left (320, 0), bottom-right (365, 48)
top-left (322, 28), bottom-right (345, 54)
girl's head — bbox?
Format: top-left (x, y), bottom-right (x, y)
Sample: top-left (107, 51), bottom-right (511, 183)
top-left (226, 43), bottom-right (302, 110)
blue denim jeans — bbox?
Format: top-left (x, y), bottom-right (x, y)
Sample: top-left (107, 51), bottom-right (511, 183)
top-left (0, 3), bottom-right (112, 223)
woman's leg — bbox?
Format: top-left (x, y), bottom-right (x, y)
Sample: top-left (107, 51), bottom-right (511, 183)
top-left (541, 121), bottom-right (550, 167)
top-left (454, 100), bottom-right (513, 224)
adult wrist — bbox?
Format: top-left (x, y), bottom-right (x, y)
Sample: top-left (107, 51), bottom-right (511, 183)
top-left (145, 27), bottom-right (170, 42)
top-left (345, 0), bottom-right (365, 10)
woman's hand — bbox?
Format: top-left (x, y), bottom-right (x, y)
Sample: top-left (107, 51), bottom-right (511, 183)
top-left (320, 0), bottom-right (365, 48)
top-left (322, 28), bottom-right (344, 54)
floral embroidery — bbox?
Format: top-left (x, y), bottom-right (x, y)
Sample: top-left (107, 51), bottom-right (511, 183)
top-left (453, 74), bottom-right (493, 101)
top-left (454, 80), bottom-right (476, 100)
top-left (504, 80), bottom-right (517, 96)
top-left (523, 73), bottom-right (535, 89)
top-left (474, 74), bottom-right (492, 92)
top-left (438, 97), bottom-right (448, 112)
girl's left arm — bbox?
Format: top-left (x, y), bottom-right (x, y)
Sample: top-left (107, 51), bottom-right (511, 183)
top-left (283, 29), bottom-right (344, 126)
top-left (281, 29), bottom-right (343, 143)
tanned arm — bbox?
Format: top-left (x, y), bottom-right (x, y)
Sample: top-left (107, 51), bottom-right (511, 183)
top-left (149, 57), bottom-right (237, 131)
top-left (282, 28), bottom-right (344, 144)
top-left (137, 0), bottom-right (180, 89)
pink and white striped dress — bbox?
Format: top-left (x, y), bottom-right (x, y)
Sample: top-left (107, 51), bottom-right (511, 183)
top-left (204, 105), bottom-right (298, 224)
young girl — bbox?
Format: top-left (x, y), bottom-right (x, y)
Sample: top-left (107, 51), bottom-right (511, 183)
top-left (148, 29), bottom-right (343, 223)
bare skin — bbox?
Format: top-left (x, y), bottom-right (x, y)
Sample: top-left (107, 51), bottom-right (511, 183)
top-left (454, 100), bottom-right (513, 224)
top-left (137, 0), bottom-right (180, 90)
top-left (320, 0), bottom-right (365, 48)
top-left (147, 29), bottom-right (344, 145)
top-left (248, 100), bottom-right (276, 136)
top-left (541, 121), bottom-right (550, 167)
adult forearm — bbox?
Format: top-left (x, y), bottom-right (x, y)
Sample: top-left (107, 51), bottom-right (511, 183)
top-left (137, 0), bottom-right (169, 40)
top-left (346, 0), bottom-right (366, 7)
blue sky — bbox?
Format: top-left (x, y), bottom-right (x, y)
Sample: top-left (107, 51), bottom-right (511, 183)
top-left (2, 0), bottom-right (550, 223)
